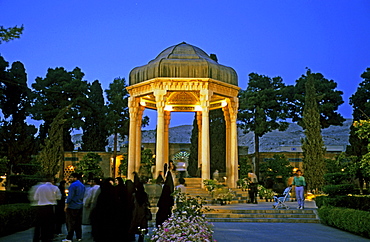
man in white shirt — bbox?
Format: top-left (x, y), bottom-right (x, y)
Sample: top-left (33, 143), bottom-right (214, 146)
top-left (33, 177), bottom-right (61, 242)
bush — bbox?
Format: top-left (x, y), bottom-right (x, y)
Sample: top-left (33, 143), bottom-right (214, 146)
top-left (322, 184), bottom-right (354, 196)
top-left (315, 195), bottom-right (370, 211)
top-left (323, 172), bottom-right (350, 184)
top-left (0, 191), bottom-right (29, 205)
top-left (0, 203), bottom-right (36, 237)
top-left (318, 206), bottom-right (370, 238)
top-left (8, 175), bottom-right (42, 191)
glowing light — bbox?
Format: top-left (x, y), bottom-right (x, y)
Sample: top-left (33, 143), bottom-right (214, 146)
top-left (164, 105), bottom-right (173, 111)
top-left (194, 105), bottom-right (202, 111)
top-left (140, 101), bottom-right (146, 106)
top-left (221, 100), bottom-right (228, 107)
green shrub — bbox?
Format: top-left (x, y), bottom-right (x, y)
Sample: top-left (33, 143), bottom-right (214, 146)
top-left (315, 195), bottom-right (370, 211)
top-left (318, 206), bottom-right (370, 238)
top-left (322, 184), bottom-right (354, 196)
top-left (323, 172), bottom-right (350, 184)
top-left (0, 191), bottom-right (29, 205)
top-left (0, 203), bottom-right (36, 237)
top-left (9, 175), bottom-right (42, 191)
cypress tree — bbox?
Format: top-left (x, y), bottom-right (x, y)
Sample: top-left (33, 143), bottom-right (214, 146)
top-left (38, 106), bottom-right (69, 177)
top-left (188, 114), bottom-right (199, 177)
top-left (301, 70), bottom-right (326, 192)
top-left (82, 80), bottom-right (108, 151)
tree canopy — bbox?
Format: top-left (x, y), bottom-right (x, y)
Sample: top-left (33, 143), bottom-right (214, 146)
top-left (288, 71), bottom-right (345, 129)
top-left (32, 67), bottom-right (89, 150)
top-left (238, 73), bottom-right (289, 179)
top-left (0, 57), bottom-right (37, 189)
top-left (81, 80), bottom-right (108, 151)
top-left (0, 25), bottom-right (24, 44)
top-left (301, 70), bottom-right (326, 192)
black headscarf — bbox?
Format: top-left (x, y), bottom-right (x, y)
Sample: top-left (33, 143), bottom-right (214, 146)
top-left (156, 171), bottom-right (174, 227)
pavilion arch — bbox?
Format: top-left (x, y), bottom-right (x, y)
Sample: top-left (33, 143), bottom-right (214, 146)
top-left (126, 42), bottom-right (240, 187)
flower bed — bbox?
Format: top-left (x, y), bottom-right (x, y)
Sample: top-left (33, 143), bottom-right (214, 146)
top-left (150, 214), bottom-right (215, 242)
top-left (150, 190), bottom-right (215, 241)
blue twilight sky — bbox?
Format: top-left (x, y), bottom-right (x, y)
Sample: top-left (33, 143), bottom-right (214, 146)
top-left (1, 0), bottom-right (369, 130)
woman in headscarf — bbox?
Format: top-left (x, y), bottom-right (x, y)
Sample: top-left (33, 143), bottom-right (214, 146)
top-left (125, 179), bottom-right (136, 241)
top-left (115, 177), bottom-right (130, 240)
top-left (156, 171), bottom-right (174, 227)
top-left (94, 178), bottom-right (118, 242)
top-left (129, 174), bottom-right (150, 242)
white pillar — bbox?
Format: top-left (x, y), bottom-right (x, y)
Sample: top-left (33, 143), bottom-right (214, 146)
top-left (135, 106), bottom-right (145, 174)
top-left (164, 111), bottom-right (171, 165)
top-left (197, 112), bottom-right (202, 174)
top-left (128, 97), bottom-right (138, 180)
top-left (223, 107), bottom-right (231, 185)
top-left (228, 97), bottom-right (239, 188)
top-left (154, 90), bottom-right (167, 178)
top-left (200, 89), bottom-right (212, 184)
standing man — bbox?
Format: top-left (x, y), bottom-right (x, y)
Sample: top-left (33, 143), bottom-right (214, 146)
top-left (64, 173), bottom-right (85, 242)
top-left (292, 170), bottom-right (306, 209)
top-left (33, 177), bottom-right (61, 242)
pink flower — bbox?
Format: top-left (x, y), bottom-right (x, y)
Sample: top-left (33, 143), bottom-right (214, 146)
top-left (164, 228), bottom-right (169, 232)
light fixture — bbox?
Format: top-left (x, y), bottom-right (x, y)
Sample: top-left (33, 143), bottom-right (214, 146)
top-left (194, 105), bottom-right (202, 111)
top-left (164, 105), bottom-right (173, 111)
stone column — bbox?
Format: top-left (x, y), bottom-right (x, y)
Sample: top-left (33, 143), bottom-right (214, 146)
top-left (223, 106), bottom-right (231, 185)
top-left (200, 89), bottom-right (212, 185)
top-left (154, 90), bottom-right (167, 178)
top-left (135, 106), bottom-right (145, 175)
top-left (197, 112), bottom-right (202, 175)
top-left (128, 96), bottom-right (138, 180)
top-left (228, 97), bottom-right (239, 188)
top-left (164, 111), bottom-right (171, 167)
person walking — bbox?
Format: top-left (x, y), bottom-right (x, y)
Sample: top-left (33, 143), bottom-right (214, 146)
top-left (292, 170), bottom-right (306, 209)
top-left (55, 180), bottom-right (66, 237)
top-left (64, 173), bottom-right (85, 242)
top-left (33, 176), bottom-right (61, 242)
top-left (129, 178), bottom-right (150, 242)
top-left (156, 171), bottom-right (174, 227)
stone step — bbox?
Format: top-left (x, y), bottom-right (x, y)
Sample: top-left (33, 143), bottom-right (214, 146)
top-left (207, 218), bottom-right (320, 223)
top-left (206, 213), bottom-right (316, 219)
top-left (210, 209), bottom-right (316, 214)
top-left (205, 206), bottom-right (320, 223)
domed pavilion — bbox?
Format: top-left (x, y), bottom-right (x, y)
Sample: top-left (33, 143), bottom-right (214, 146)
top-left (126, 42), bottom-right (240, 187)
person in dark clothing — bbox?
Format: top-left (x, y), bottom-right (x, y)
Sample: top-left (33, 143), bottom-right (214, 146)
top-left (249, 181), bottom-right (258, 204)
top-left (93, 178), bottom-right (118, 242)
top-left (156, 172), bottom-right (174, 227)
top-left (65, 173), bottom-right (85, 242)
top-left (115, 177), bottom-right (130, 241)
top-left (155, 171), bottom-right (164, 185)
top-left (129, 180), bottom-right (150, 242)
top-left (125, 179), bottom-right (136, 241)
top-left (55, 180), bottom-right (66, 236)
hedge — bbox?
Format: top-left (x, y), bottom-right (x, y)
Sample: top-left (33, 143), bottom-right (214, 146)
top-left (0, 191), bottom-right (30, 205)
top-left (0, 203), bottom-right (36, 237)
top-left (315, 195), bottom-right (370, 211)
top-left (318, 206), bottom-right (370, 238)
top-left (322, 184), bottom-right (355, 196)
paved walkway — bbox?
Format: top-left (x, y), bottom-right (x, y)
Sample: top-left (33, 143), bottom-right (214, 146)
top-left (0, 201), bottom-right (369, 242)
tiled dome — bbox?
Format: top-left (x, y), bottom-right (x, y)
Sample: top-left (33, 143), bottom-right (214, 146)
top-left (129, 42), bottom-right (238, 86)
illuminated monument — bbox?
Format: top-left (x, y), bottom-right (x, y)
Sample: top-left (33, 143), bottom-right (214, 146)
top-left (127, 42), bottom-right (240, 187)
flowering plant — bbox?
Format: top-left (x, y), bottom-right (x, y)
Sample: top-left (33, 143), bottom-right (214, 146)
top-left (212, 188), bottom-right (236, 202)
top-left (236, 178), bottom-right (250, 190)
top-left (150, 214), bottom-right (215, 242)
top-left (172, 189), bottom-right (210, 217)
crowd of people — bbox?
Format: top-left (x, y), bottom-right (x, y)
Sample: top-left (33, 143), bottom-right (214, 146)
top-left (29, 172), bottom-right (155, 242)
top-left (29, 161), bottom-right (184, 242)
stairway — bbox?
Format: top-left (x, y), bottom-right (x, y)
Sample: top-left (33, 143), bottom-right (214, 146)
top-left (205, 208), bottom-right (320, 223)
